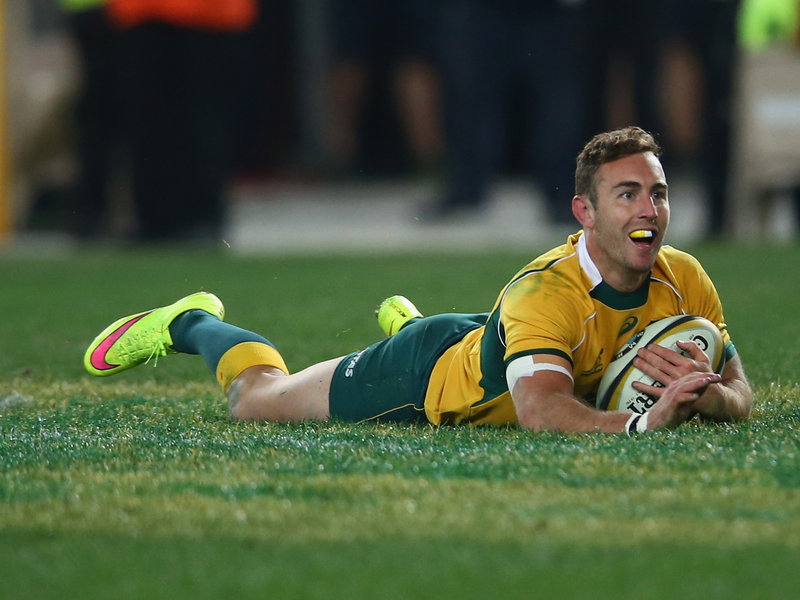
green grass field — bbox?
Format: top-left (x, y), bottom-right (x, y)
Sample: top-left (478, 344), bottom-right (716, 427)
top-left (1, 242), bottom-right (799, 599)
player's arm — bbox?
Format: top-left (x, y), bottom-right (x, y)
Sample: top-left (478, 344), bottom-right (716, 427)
top-left (633, 341), bottom-right (753, 421)
top-left (507, 354), bottom-right (670, 433)
top-left (509, 353), bottom-right (721, 434)
top-left (694, 354), bottom-right (753, 421)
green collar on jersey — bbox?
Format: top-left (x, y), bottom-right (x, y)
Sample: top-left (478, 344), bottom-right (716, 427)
top-left (589, 277), bottom-right (650, 310)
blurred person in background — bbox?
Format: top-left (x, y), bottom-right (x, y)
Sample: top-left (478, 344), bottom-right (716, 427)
top-left (326, 0), bottom-right (443, 178)
top-left (428, 0), bottom-right (585, 225)
top-left (578, 2), bottom-right (691, 157)
top-left (59, 0), bottom-right (123, 238)
top-left (657, 0), bottom-right (742, 237)
top-left (692, 0), bottom-right (741, 237)
top-left (578, 1), bottom-right (742, 236)
top-left (107, 0), bottom-right (257, 242)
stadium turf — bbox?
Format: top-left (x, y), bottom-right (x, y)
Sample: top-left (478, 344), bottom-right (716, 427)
top-left (1, 243), bottom-right (798, 599)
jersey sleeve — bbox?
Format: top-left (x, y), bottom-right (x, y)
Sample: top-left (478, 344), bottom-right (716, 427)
top-left (499, 270), bottom-right (584, 366)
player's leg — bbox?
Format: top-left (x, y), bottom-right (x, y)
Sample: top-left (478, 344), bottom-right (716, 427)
top-left (377, 295), bottom-right (490, 338)
top-left (224, 359), bottom-right (341, 422)
top-left (376, 295), bottom-right (423, 336)
top-left (330, 309), bottom-right (489, 423)
top-left (170, 306), bottom-right (341, 422)
top-left (84, 291), bottom-right (227, 376)
top-left (83, 292), bottom-right (339, 423)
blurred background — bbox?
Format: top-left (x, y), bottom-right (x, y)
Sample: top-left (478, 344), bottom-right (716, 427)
top-left (2, 0), bottom-right (800, 254)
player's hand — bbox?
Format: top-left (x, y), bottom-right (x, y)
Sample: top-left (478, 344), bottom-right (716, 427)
top-left (632, 339), bottom-right (713, 390)
top-left (643, 371), bottom-right (722, 430)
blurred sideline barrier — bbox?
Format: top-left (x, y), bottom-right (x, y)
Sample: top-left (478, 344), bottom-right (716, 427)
top-left (731, 47), bottom-right (800, 239)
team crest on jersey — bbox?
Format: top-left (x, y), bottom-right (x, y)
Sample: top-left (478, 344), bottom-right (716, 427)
top-left (618, 316), bottom-right (639, 338)
top-left (580, 349), bottom-right (604, 377)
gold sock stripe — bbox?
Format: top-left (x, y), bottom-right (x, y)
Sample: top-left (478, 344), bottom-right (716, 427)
top-left (216, 342), bottom-right (289, 391)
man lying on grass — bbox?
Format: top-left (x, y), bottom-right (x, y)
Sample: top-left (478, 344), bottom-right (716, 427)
top-left (85, 127), bottom-right (753, 435)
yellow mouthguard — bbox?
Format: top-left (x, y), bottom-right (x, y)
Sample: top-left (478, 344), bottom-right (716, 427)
top-left (630, 230), bottom-right (654, 239)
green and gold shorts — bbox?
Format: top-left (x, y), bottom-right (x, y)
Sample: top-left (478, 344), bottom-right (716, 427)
top-left (328, 313), bottom-right (488, 423)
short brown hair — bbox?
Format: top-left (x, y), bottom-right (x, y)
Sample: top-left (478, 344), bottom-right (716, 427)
top-left (575, 127), bottom-right (661, 203)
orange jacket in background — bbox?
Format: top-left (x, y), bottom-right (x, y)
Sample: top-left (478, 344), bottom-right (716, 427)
top-left (107, 0), bottom-right (257, 31)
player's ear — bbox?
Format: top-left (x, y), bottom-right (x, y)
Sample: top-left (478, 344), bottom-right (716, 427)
top-left (572, 194), bottom-right (595, 228)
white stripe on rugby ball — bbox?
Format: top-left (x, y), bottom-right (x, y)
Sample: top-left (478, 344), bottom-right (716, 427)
top-left (595, 315), bottom-right (725, 414)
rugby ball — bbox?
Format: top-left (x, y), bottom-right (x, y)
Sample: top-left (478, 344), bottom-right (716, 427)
top-left (595, 315), bottom-right (726, 414)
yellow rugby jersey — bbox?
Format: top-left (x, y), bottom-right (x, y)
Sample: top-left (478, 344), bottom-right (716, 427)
top-left (424, 232), bottom-right (733, 426)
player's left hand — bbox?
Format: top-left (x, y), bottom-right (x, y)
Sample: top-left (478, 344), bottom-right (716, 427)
top-left (632, 339), bottom-right (714, 396)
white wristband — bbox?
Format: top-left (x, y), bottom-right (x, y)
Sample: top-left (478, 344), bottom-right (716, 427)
top-left (625, 412), bottom-right (649, 436)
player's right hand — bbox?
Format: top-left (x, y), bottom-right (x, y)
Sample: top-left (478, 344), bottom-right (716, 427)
top-left (644, 371), bottom-right (722, 430)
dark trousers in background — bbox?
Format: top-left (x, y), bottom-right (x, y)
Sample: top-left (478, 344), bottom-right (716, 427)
top-left (697, 0), bottom-right (740, 234)
top-left (117, 23), bottom-right (247, 241)
top-left (437, 1), bottom-right (584, 223)
top-left (69, 8), bottom-right (122, 236)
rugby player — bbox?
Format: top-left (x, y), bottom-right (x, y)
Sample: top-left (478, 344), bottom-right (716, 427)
top-left (84, 127), bottom-right (753, 434)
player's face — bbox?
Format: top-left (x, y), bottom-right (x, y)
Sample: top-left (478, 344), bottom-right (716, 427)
top-left (575, 152), bottom-right (669, 291)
